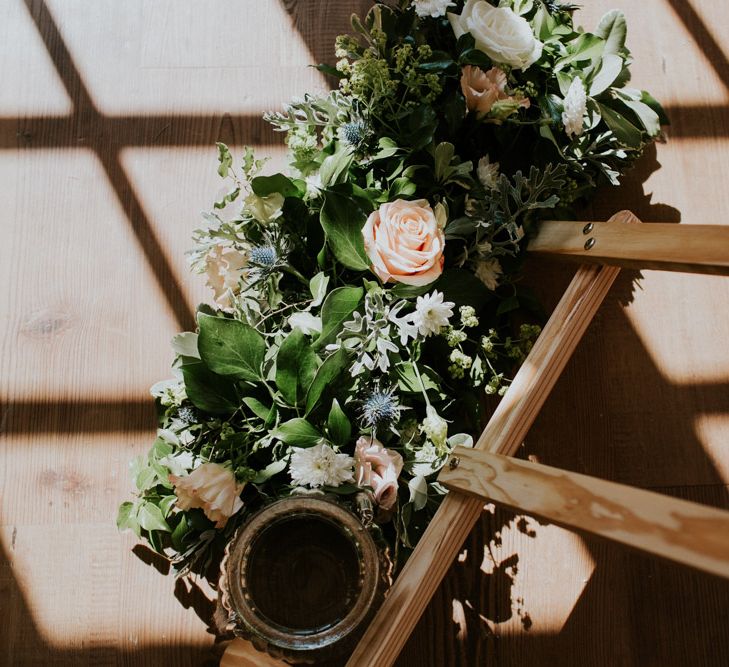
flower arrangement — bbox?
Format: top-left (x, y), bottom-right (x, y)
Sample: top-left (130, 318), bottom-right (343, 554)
top-left (119, 0), bottom-right (664, 581)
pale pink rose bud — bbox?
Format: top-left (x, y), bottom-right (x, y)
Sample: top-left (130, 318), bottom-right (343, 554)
top-left (362, 199), bottom-right (445, 286)
top-left (169, 462), bottom-right (244, 528)
top-left (460, 65), bottom-right (530, 118)
top-left (354, 436), bottom-right (404, 512)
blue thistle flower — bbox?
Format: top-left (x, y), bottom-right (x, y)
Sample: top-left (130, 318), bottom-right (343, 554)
top-left (360, 389), bottom-right (400, 429)
top-left (249, 245), bottom-right (278, 267)
top-left (340, 119), bottom-right (370, 149)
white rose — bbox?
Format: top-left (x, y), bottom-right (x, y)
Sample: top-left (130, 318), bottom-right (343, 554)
top-left (448, 0), bottom-right (543, 70)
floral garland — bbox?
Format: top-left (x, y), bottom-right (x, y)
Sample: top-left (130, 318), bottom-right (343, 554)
top-left (119, 0), bottom-right (664, 579)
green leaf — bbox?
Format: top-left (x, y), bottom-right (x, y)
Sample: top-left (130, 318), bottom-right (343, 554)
top-left (253, 459), bottom-right (288, 484)
top-left (598, 102), bottom-right (644, 148)
top-left (181, 359), bottom-right (239, 415)
top-left (320, 192), bottom-right (370, 271)
top-left (397, 363), bottom-right (441, 394)
top-left (614, 91), bottom-right (662, 136)
top-left (408, 476), bottom-right (428, 511)
top-left (372, 137), bottom-right (399, 160)
top-left (159, 495), bottom-right (178, 518)
top-left (589, 54), bottom-right (624, 96)
top-left (216, 142), bottom-right (232, 178)
top-left (320, 146), bottom-right (355, 187)
top-left (496, 295), bottom-right (520, 316)
top-left (197, 314), bottom-right (265, 382)
top-left (242, 397), bottom-right (271, 421)
top-left (171, 332), bottom-right (199, 359)
top-left (117, 501), bottom-right (138, 532)
top-left (314, 286), bottom-right (364, 349)
top-left (305, 348), bottom-right (349, 414)
top-left (272, 418), bottom-right (323, 447)
top-left (138, 501), bottom-right (171, 533)
top-left (435, 269), bottom-right (491, 309)
top-left (327, 399), bottom-right (352, 447)
top-left (250, 173), bottom-right (300, 197)
top-left (596, 9), bottom-right (627, 56)
top-left (309, 272), bottom-right (330, 307)
top-left (170, 514), bottom-right (190, 551)
top-left (276, 328), bottom-right (318, 406)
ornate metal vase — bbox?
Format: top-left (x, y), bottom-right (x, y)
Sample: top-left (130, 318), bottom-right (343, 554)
top-left (220, 492), bottom-right (392, 664)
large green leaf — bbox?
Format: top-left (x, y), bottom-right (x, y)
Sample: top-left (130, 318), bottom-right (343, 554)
top-left (320, 146), bottom-right (355, 187)
top-left (314, 286), bottom-right (363, 349)
top-left (272, 418), bottom-right (323, 447)
top-left (596, 9), bottom-right (627, 56)
top-left (138, 501), bottom-right (171, 533)
top-left (305, 348), bottom-right (349, 414)
top-left (320, 192), bottom-right (370, 271)
top-left (181, 359), bottom-right (239, 415)
top-left (197, 314), bottom-right (265, 382)
top-left (327, 399), bottom-right (352, 448)
top-left (598, 102), bottom-right (644, 148)
top-left (250, 173), bottom-right (301, 197)
top-left (276, 328), bottom-right (318, 406)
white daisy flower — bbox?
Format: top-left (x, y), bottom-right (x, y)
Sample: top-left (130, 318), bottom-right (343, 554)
top-left (289, 443), bottom-right (355, 488)
top-left (413, 291), bottom-right (455, 337)
top-left (412, 0), bottom-right (454, 18)
top-left (562, 77), bottom-right (587, 138)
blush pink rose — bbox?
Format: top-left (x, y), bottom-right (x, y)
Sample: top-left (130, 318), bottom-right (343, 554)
top-left (355, 436), bottom-right (404, 512)
top-left (362, 199), bottom-right (445, 286)
top-left (169, 462), bottom-right (244, 528)
top-left (460, 65), bottom-right (530, 117)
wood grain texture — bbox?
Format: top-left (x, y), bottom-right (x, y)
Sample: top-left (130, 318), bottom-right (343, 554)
top-left (529, 219), bottom-right (729, 275)
top-left (2, 0), bottom-right (729, 665)
top-left (440, 448), bottom-right (729, 579)
top-left (347, 258), bottom-right (623, 667)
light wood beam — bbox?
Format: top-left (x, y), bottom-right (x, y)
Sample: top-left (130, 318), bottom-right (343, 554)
top-left (439, 448), bottom-right (729, 580)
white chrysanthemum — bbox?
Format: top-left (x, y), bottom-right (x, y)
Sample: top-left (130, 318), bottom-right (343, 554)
top-left (413, 291), bottom-right (455, 337)
top-left (477, 155), bottom-right (500, 189)
top-left (289, 443), bottom-right (355, 488)
top-left (412, 0), bottom-right (453, 18)
top-left (562, 77), bottom-right (587, 138)
top-left (475, 258), bottom-right (503, 291)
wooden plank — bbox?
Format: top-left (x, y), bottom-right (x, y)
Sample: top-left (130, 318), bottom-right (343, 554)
top-left (346, 228), bottom-right (628, 667)
top-left (528, 217), bottom-right (729, 275)
top-left (439, 448), bottom-right (729, 580)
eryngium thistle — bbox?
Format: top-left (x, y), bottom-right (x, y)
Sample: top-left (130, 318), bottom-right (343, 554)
top-left (249, 245), bottom-right (278, 267)
top-left (360, 389), bottom-right (400, 429)
top-left (340, 119), bottom-right (371, 149)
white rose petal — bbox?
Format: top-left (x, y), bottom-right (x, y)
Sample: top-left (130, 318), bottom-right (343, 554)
top-left (449, 0), bottom-right (543, 70)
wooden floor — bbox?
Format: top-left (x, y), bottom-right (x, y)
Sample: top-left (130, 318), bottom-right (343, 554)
top-left (1, 0), bottom-right (728, 665)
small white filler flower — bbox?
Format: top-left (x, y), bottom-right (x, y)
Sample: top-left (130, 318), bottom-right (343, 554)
top-left (562, 77), bottom-right (587, 138)
top-left (413, 290), bottom-right (455, 337)
top-left (289, 443), bottom-right (355, 488)
top-left (412, 0), bottom-right (454, 19)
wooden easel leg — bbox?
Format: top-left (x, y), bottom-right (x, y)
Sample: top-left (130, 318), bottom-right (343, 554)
top-left (346, 260), bottom-right (622, 667)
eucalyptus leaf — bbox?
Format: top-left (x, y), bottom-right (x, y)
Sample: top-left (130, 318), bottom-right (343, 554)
top-left (242, 397), bottom-right (271, 421)
top-left (272, 418), bottom-right (323, 447)
top-left (171, 332), bottom-right (200, 359)
top-left (314, 286), bottom-right (364, 349)
top-left (589, 54), bottom-right (624, 96)
top-left (598, 102), bottom-right (644, 148)
top-left (320, 146), bottom-right (355, 186)
top-left (138, 502), bottom-right (171, 533)
top-left (117, 501), bottom-right (138, 532)
top-left (276, 328), bottom-right (318, 406)
top-left (309, 272), bottom-right (330, 307)
top-left (197, 314), bottom-right (265, 382)
top-left (320, 193), bottom-right (370, 271)
top-left (596, 9), bottom-right (627, 56)
top-left (305, 348), bottom-right (349, 414)
top-left (253, 459), bottom-right (288, 484)
top-left (181, 359), bottom-right (239, 415)
top-left (327, 399), bottom-right (352, 447)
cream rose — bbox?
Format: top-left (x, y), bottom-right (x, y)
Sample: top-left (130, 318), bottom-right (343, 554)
top-left (449, 0), bottom-right (543, 70)
top-left (362, 199), bottom-right (445, 286)
top-left (169, 462), bottom-right (244, 528)
top-left (355, 436), bottom-right (404, 512)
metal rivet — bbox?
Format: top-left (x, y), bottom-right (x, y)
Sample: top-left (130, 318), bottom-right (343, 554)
top-left (449, 456), bottom-right (461, 470)
top-left (584, 237), bottom-right (596, 251)
top-left (582, 223), bottom-right (594, 235)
